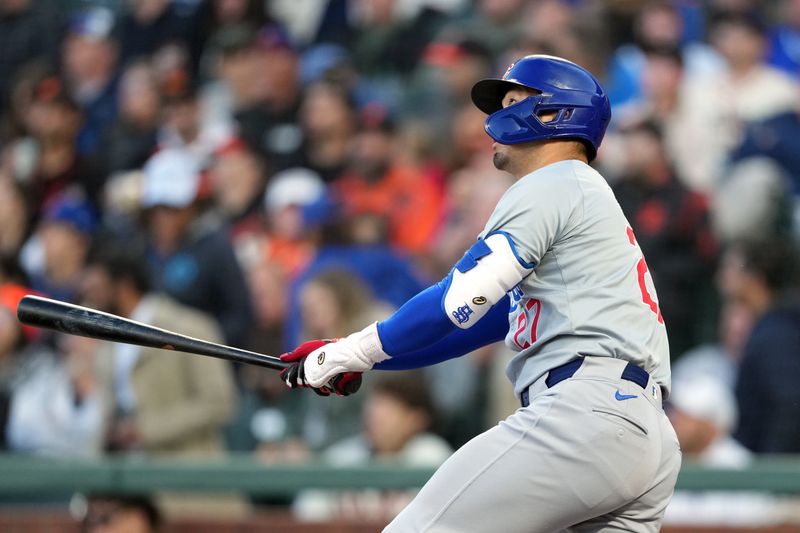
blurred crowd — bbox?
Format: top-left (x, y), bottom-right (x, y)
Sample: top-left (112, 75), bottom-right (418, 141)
top-left (1, 0), bottom-right (800, 526)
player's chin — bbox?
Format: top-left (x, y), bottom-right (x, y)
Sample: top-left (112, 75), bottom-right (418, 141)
top-left (493, 151), bottom-right (510, 171)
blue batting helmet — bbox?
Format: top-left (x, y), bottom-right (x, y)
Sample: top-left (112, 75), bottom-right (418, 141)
top-left (471, 55), bottom-right (611, 161)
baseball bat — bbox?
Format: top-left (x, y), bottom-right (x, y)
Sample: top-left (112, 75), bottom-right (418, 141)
top-left (16, 295), bottom-right (289, 371)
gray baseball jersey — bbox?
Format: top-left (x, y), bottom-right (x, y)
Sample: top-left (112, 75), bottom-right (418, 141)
top-left (478, 159), bottom-right (671, 397)
top-left (385, 159), bottom-right (680, 533)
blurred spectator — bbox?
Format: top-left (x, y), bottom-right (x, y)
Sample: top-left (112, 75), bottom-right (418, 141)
top-left (206, 24), bottom-right (269, 127)
top-left (299, 270), bottom-right (393, 352)
top-left (612, 120), bottom-right (717, 355)
top-left (141, 148), bottom-right (252, 346)
top-left (445, 101), bottom-right (493, 169)
top-left (639, 45), bottom-right (686, 126)
top-left (78, 493), bottom-right (161, 533)
top-left (224, 260), bottom-right (296, 455)
top-left (334, 106), bottom-right (444, 255)
top-left (0, 278), bottom-right (103, 458)
top-left (78, 246), bottom-right (252, 520)
top-left (677, 12), bottom-right (798, 192)
top-left (234, 24), bottom-right (308, 172)
top-left (440, 0), bottom-right (524, 58)
top-left (7, 74), bottom-right (105, 211)
top-left (709, 9), bottom-right (779, 79)
top-left (711, 157), bottom-right (791, 244)
top-left (261, 167), bottom-right (328, 280)
top-left (208, 138), bottom-right (266, 243)
top-left (0, 59), bottom-right (48, 142)
top-left (98, 60), bottom-right (161, 176)
top-left (729, 98), bottom-right (800, 196)
top-left (515, 1), bottom-right (609, 81)
top-left (192, 0), bottom-right (268, 81)
top-left (293, 370), bottom-right (452, 522)
top-left (0, 0), bottom-right (57, 118)
top-left (664, 375), bottom-right (788, 528)
top-left (6, 332), bottom-right (105, 457)
top-left (23, 194), bottom-right (96, 302)
top-left (244, 260), bottom-right (287, 356)
top-left (62, 8), bottom-right (120, 156)
top-left (158, 77), bottom-right (231, 167)
top-left (267, 0), bottom-right (351, 47)
top-left (669, 375), bottom-right (750, 467)
top-left (406, 37), bottom-right (493, 141)
top-left (116, 0), bottom-right (194, 65)
top-left (299, 43), bottom-right (358, 90)
top-left (427, 37), bottom-right (493, 105)
top-left (672, 298), bottom-right (755, 392)
top-left (0, 179), bottom-right (31, 259)
top-left (284, 214), bottom-right (429, 350)
top-left (349, 0), bottom-right (453, 85)
top-left (766, 0), bottom-right (800, 77)
top-left (606, 1), bottom-right (724, 110)
top-left (299, 80), bottom-right (357, 183)
top-left (520, 0), bottom-right (580, 53)
top-left (81, 248), bottom-right (237, 457)
top-left (230, 269), bottom-right (392, 457)
top-left (432, 152), bottom-right (511, 274)
top-left (720, 240), bottom-right (800, 453)
top-left (603, 46), bottom-right (689, 178)
top-left (273, 270), bottom-right (392, 454)
top-left (0, 283), bottom-right (36, 450)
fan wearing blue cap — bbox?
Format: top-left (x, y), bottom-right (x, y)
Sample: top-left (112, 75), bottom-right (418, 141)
top-left (28, 195), bottom-right (96, 303)
top-left (279, 55), bottom-right (679, 532)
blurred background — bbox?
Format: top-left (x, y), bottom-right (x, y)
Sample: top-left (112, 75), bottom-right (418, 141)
top-left (0, 0), bottom-right (800, 531)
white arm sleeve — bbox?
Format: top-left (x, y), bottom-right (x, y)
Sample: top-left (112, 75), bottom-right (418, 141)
top-left (444, 233), bottom-right (534, 329)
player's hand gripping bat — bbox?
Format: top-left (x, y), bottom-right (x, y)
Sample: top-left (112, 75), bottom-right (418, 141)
top-left (16, 295), bottom-right (361, 394)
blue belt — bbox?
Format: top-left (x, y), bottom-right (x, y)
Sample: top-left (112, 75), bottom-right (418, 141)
top-left (520, 357), bottom-right (650, 407)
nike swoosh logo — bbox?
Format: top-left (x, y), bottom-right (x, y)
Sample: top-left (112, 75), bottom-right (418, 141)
top-left (615, 390), bottom-right (638, 401)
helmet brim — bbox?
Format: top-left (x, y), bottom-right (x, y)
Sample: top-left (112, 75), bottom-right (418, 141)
top-left (471, 79), bottom-right (528, 115)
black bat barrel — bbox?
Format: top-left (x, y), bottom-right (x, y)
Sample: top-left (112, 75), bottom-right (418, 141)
top-left (17, 295), bottom-right (288, 370)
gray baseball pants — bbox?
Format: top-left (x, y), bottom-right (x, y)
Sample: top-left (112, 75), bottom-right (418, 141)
top-left (384, 357), bottom-right (682, 532)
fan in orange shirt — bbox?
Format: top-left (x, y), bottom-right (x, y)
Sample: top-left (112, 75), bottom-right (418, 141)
top-left (333, 107), bottom-right (444, 255)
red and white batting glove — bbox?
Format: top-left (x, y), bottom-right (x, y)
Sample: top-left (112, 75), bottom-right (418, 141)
top-left (280, 335), bottom-right (374, 396)
top-left (280, 323), bottom-right (390, 396)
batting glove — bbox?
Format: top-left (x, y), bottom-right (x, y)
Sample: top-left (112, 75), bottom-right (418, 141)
top-left (279, 339), bottom-right (365, 396)
top-left (304, 322), bottom-right (389, 390)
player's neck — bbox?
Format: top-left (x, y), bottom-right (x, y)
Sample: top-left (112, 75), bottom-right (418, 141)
top-left (513, 147), bottom-right (588, 180)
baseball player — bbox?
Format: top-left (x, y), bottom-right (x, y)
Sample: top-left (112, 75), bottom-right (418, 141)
top-left (281, 55), bottom-right (681, 532)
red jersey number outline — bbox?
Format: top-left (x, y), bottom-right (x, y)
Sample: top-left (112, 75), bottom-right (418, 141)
top-left (626, 227), bottom-right (663, 324)
top-left (513, 298), bottom-right (542, 349)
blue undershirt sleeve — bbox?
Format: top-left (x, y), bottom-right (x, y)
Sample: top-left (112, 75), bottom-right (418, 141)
top-left (374, 280), bottom-right (510, 370)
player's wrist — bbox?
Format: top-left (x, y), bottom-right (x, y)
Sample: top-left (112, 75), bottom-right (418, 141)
top-left (344, 322), bottom-right (390, 366)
